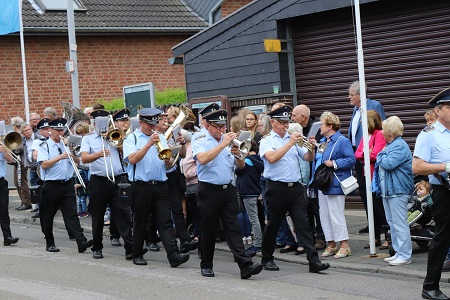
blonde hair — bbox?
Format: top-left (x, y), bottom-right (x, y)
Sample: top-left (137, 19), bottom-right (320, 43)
top-left (424, 109), bottom-right (437, 120)
top-left (367, 110), bottom-right (382, 134)
top-left (230, 116), bottom-right (245, 134)
top-left (320, 111), bottom-right (340, 131)
top-left (415, 180), bottom-right (431, 194)
top-left (382, 116), bottom-right (403, 137)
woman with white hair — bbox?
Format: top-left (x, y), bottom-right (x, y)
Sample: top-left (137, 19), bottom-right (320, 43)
top-left (373, 116), bottom-right (414, 266)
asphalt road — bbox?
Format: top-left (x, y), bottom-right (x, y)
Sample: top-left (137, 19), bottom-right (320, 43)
top-left (1, 223), bottom-right (449, 300)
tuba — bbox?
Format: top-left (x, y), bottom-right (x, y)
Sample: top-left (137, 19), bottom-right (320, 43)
top-left (61, 102), bottom-right (90, 136)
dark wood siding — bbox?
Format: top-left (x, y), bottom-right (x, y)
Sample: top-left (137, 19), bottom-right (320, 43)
top-left (292, 0), bottom-right (450, 149)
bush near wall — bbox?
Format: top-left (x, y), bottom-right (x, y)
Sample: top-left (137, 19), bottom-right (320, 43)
top-left (94, 88), bottom-right (187, 111)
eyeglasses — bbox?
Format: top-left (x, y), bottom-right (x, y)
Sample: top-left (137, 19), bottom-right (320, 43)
top-left (209, 123), bottom-right (226, 130)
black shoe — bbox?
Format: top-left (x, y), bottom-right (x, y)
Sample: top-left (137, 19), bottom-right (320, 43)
top-left (30, 208), bottom-right (38, 213)
top-left (68, 233), bottom-right (75, 240)
top-left (295, 248), bottom-right (306, 255)
top-left (111, 238), bottom-right (121, 246)
top-left (15, 205), bottom-right (22, 210)
top-left (78, 239), bottom-right (94, 253)
top-left (201, 268), bottom-right (215, 277)
top-left (262, 260), bottom-right (279, 271)
top-left (280, 246), bottom-right (296, 253)
top-left (133, 257), bottom-right (147, 265)
top-left (147, 242), bottom-right (160, 252)
top-left (46, 245), bottom-right (60, 252)
top-left (359, 226), bottom-right (369, 234)
top-left (309, 261), bottom-right (330, 273)
top-left (126, 248), bottom-right (148, 260)
top-left (92, 250), bottom-right (104, 259)
top-left (169, 253), bottom-right (190, 268)
top-left (180, 239), bottom-right (199, 253)
top-left (31, 213), bottom-right (40, 219)
top-left (421, 289), bottom-right (450, 300)
top-left (17, 204), bottom-right (32, 211)
top-left (4, 237), bottom-right (19, 246)
top-left (241, 262), bottom-right (263, 279)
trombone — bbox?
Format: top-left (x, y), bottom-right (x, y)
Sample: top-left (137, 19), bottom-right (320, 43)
top-left (0, 132), bottom-right (22, 164)
top-left (59, 135), bottom-right (86, 189)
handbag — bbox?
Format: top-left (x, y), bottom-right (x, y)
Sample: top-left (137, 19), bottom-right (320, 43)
top-left (334, 173), bottom-right (359, 195)
top-left (313, 136), bottom-right (341, 191)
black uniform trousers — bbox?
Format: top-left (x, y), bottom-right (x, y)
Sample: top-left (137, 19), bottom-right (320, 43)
top-left (196, 182), bottom-right (252, 270)
top-left (262, 180), bottom-right (319, 264)
top-left (132, 182), bottom-right (178, 259)
top-left (0, 178), bottom-right (12, 239)
top-left (166, 170), bottom-right (191, 243)
top-left (89, 175), bottom-right (133, 252)
top-left (146, 171), bottom-right (191, 244)
top-left (41, 179), bottom-right (87, 247)
top-left (423, 185), bottom-right (450, 290)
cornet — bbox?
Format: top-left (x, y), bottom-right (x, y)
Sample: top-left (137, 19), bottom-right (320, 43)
top-left (222, 133), bottom-right (250, 160)
top-left (153, 131), bottom-right (172, 160)
top-left (289, 131), bottom-right (327, 153)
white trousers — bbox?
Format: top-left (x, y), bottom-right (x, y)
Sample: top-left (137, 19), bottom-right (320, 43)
top-left (318, 191), bottom-right (349, 242)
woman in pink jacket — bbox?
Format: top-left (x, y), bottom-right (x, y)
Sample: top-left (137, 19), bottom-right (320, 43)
top-left (355, 110), bottom-right (388, 249)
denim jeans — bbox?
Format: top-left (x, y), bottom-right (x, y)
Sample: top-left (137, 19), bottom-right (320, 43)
top-left (77, 195), bottom-right (88, 215)
top-left (238, 210), bottom-right (252, 238)
top-left (383, 194), bottom-right (412, 261)
top-left (242, 196), bottom-right (263, 247)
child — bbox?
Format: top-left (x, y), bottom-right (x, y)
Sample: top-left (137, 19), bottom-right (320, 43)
top-left (423, 109), bottom-right (437, 130)
top-left (407, 181), bottom-right (433, 224)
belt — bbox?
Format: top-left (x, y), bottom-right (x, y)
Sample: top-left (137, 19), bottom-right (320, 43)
top-left (267, 179), bottom-right (300, 188)
top-left (200, 181), bottom-right (231, 190)
top-left (45, 179), bottom-right (73, 184)
top-left (134, 180), bottom-right (165, 185)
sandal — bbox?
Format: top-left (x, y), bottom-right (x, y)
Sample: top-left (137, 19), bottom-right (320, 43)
top-left (379, 241), bottom-right (389, 250)
top-left (321, 246), bottom-right (338, 257)
top-left (334, 247), bottom-right (352, 259)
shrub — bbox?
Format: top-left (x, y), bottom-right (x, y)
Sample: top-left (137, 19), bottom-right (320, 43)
top-left (156, 88), bottom-right (187, 106)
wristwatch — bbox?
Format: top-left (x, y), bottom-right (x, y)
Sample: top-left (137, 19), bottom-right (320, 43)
top-left (445, 162), bottom-right (450, 173)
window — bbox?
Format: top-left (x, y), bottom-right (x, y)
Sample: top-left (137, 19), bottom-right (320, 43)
top-left (35, 0), bottom-right (86, 12)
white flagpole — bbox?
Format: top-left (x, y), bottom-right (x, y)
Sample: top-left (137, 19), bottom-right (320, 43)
top-left (354, 0), bottom-right (376, 255)
top-left (18, 0), bottom-right (30, 123)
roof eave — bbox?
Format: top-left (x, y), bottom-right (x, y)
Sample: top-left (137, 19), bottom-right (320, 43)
top-left (22, 27), bottom-right (206, 35)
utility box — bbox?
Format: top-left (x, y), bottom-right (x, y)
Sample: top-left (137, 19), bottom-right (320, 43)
top-left (123, 82), bottom-right (155, 117)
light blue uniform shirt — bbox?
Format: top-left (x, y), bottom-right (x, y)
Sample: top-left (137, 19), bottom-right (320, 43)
top-left (123, 129), bottom-right (168, 182)
top-left (414, 120), bottom-right (450, 185)
top-left (37, 138), bottom-right (72, 181)
top-left (192, 131), bottom-right (234, 185)
top-left (0, 153), bottom-right (7, 178)
top-left (80, 132), bottom-right (124, 177)
top-left (259, 130), bottom-right (308, 183)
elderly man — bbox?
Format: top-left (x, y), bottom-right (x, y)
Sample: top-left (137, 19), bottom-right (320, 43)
top-left (291, 104), bottom-right (326, 250)
top-left (260, 105), bottom-right (329, 273)
top-left (347, 81), bottom-right (386, 233)
top-left (413, 87), bottom-right (450, 300)
top-left (193, 109), bottom-right (263, 279)
top-left (29, 113), bottom-right (40, 134)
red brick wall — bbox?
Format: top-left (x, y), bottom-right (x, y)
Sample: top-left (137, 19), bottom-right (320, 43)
top-left (0, 34), bottom-right (187, 121)
top-left (222, 0), bottom-right (253, 17)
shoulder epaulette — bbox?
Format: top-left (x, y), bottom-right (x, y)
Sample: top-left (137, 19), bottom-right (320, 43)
top-left (195, 134), bottom-right (206, 140)
top-left (422, 126), bottom-right (435, 133)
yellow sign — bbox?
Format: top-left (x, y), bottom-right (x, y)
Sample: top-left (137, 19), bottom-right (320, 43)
top-left (264, 39), bottom-right (281, 53)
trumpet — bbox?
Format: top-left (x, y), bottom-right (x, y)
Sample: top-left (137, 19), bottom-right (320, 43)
top-left (0, 132), bottom-right (22, 164)
top-left (59, 135), bottom-right (86, 189)
top-left (222, 133), bottom-right (250, 160)
top-left (289, 131), bottom-right (327, 153)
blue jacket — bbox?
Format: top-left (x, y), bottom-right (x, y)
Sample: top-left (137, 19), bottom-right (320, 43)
top-left (372, 136), bottom-right (414, 197)
top-left (314, 131), bottom-right (356, 195)
top-left (235, 154), bottom-right (264, 196)
top-left (348, 98), bottom-right (386, 146)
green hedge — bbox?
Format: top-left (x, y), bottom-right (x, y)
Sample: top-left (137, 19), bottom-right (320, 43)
top-left (94, 88), bottom-right (187, 110)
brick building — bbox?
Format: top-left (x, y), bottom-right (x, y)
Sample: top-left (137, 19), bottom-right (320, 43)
top-left (0, 0), bottom-right (251, 121)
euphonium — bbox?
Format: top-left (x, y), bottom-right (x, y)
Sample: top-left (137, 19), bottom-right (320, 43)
top-left (0, 132), bottom-right (22, 164)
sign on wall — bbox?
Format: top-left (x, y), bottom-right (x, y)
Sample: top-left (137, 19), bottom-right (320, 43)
top-left (123, 82), bottom-right (155, 117)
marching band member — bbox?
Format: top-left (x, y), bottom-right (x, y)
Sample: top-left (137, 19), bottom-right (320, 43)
top-left (259, 105), bottom-right (330, 273)
top-left (37, 118), bottom-right (93, 253)
top-left (123, 108), bottom-right (189, 267)
top-left (192, 109), bottom-right (263, 279)
top-left (414, 88), bottom-right (450, 300)
top-left (80, 109), bottom-right (134, 259)
top-left (0, 120), bottom-right (19, 246)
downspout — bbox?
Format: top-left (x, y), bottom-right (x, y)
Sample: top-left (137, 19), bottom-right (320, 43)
top-left (209, 0), bottom-right (226, 26)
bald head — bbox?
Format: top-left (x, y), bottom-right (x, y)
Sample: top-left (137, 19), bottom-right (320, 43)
top-left (291, 105), bottom-right (310, 127)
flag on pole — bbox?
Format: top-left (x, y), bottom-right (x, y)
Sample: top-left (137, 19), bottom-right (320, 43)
top-left (0, 0), bottom-right (20, 35)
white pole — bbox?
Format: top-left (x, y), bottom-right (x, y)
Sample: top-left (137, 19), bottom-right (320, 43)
top-left (66, 0), bottom-right (80, 108)
top-left (354, 0), bottom-right (376, 255)
top-left (18, 0), bottom-right (30, 123)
